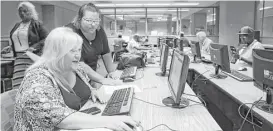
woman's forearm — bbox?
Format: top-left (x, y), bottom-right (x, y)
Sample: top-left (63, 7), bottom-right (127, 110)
top-left (81, 62), bottom-right (105, 84)
top-left (102, 53), bottom-right (116, 73)
top-left (57, 112), bottom-right (108, 129)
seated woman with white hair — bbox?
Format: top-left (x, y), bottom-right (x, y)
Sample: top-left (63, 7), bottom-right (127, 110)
top-left (196, 31), bottom-right (213, 54)
top-left (14, 27), bottom-right (139, 131)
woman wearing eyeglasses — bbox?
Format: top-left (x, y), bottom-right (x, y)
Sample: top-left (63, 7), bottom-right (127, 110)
top-left (66, 3), bottom-right (120, 81)
top-left (2, 2), bottom-right (48, 89)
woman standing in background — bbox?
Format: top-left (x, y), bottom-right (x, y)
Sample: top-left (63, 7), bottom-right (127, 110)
top-left (1, 1), bottom-right (48, 89)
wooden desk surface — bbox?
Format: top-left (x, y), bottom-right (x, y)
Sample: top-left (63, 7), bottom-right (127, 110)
top-left (189, 62), bottom-right (273, 125)
top-left (80, 65), bottom-right (221, 131)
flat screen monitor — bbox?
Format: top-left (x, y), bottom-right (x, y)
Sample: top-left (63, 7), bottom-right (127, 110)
top-left (1, 38), bottom-right (13, 58)
top-left (209, 43), bottom-right (231, 79)
top-left (156, 43), bottom-right (169, 76)
top-left (162, 49), bottom-right (190, 108)
top-left (253, 49), bottom-right (273, 114)
top-left (176, 38), bottom-right (183, 52)
top-left (166, 38), bottom-right (173, 48)
top-left (190, 41), bottom-right (201, 63)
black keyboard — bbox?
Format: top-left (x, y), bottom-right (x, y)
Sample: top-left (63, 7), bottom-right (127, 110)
top-left (120, 66), bottom-right (137, 79)
top-left (222, 69), bottom-right (253, 82)
top-left (102, 87), bottom-right (134, 116)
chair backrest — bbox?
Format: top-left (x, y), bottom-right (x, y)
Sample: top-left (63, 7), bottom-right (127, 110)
top-left (1, 89), bottom-right (18, 131)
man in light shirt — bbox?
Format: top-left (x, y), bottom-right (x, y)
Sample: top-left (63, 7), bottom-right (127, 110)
top-left (196, 31), bottom-right (213, 55)
top-left (235, 26), bottom-right (264, 65)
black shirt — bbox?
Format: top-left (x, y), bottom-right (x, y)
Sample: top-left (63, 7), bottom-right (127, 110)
top-left (66, 23), bottom-right (110, 71)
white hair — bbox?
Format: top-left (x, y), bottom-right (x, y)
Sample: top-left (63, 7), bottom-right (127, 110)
top-left (28, 27), bottom-right (83, 73)
top-left (196, 31), bottom-right (207, 41)
top-left (18, 2), bottom-right (38, 20)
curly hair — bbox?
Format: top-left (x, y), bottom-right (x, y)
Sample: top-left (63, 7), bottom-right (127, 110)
top-left (72, 2), bottom-right (101, 30)
top-left (18, 1), bottom-right (38, 21)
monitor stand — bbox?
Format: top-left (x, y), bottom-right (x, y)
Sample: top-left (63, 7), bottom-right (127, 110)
top-left (155, 70), bottom-right (168, 77)
top-left (162, 96), bottom-right (189, 108)
top-left (209, 64), bottom-right (227, 79)
top-left (191, 55), bottom-right (201, 63)
top-left (255, 87), bottom-right (273, 114)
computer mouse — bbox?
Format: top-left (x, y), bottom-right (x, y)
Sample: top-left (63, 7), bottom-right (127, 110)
top-left (238, 67), bottom-right (247, 71)
top-left (123, 77), bottom-right (135, 82)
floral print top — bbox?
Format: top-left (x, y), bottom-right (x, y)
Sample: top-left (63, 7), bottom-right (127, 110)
top-left (14, 62), bottom-right (95, 131)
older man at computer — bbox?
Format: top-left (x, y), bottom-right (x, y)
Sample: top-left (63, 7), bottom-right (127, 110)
top-left (235, 26), bottom-right (264, 65)
top-left (196, 31), bottom-right (213, 55)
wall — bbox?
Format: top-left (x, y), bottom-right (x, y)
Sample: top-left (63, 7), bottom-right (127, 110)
top-left (1, 1), bottom-right (43, 37)
top-left (219, 1), bottom-right (256, 47)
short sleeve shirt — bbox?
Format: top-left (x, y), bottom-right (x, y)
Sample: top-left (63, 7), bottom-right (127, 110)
top-left (66, 23), bottom-right (110, 71)
top-left (237, 39), bottom-right (264, 64)
top-left (127, 39), bottom-right (140, 53)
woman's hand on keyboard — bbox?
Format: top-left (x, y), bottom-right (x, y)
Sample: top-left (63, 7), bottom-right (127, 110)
top-left (101, 78), bottom-right (123, 86)
top-left (107, 70), bottom-right (121, 80)
top-left (91, 87), bottom-right (111, 104)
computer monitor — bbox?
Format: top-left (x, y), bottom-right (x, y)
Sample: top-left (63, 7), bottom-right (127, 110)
top-left (209, 43), bottom-right (231, 79)
top-left (156, 43), bottom-right (169, 76)
top-left (166, 38), bottom-right (173, 48)
top-left (176, 38), bottom-right (183, 52)
top-left (1, 38), bottom-right (14, 58)
top-left (190, 41), bottom-right (201, 63)
top-left (162, 49), bottom-right (190, 108)
top-left (173, 38), bottom-right (178, 48)
top-left (253, 49), bottom-right (273, 114)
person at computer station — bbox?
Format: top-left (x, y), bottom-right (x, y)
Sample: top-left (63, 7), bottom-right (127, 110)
top-left (196, 31), bottom-right (213, 55)
top-left (180, 32), bottom-right (191, 47)
top-left (113, 34), bottom-right (126, 52)
top-left (127, 34), bottom-right (151, 54)
top-left (66, 3), bottom-right (120, 80)
top-left (234, 26), bottom-right (264, 65)
top-left (14, 27), bottom-right (139, 131)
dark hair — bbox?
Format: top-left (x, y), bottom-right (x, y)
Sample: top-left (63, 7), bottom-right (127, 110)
top-left (72, 3), bottom-right (101, 30)
top-left (118, 34), bottom-right (122, 38)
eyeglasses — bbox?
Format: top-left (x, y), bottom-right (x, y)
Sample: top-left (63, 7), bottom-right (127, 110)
top-left (82, 18), bottom-right (101, 25)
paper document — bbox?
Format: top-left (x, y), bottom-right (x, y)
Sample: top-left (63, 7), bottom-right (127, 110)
top-left (102, 84), bottom-right (142, 94)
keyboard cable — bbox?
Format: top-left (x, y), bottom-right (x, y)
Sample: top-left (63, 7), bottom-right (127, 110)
top-left (237, 96), bottom-right (263, 131)
top-left (190, 70), bottom-right (210, 88)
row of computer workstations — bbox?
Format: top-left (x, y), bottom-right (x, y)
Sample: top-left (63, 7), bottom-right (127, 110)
top-left (156, 37), bottom-right (273, 130)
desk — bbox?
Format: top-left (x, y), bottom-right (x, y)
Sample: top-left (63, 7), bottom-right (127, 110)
top-left (188, 62), bottom-right (273, 131)
top-left (76, 65), bottom-right (221, 131)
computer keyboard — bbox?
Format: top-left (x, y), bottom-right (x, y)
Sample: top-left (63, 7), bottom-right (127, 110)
top-left (120, 66), bottom-right (137, 79)
top-left (102, 87), bottom-right (134, 116)
top-left (222, 69), bottom-right (253, 82)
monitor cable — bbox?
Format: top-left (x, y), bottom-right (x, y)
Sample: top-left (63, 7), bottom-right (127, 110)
top-left (183, 93), bottom-right (207, 107)
top-left (190, 70), bottom-right (210, 88)
top-left (133, 97), bottom-right (204, 108)
top-left (145, 124), bottom-right (178, 131)
top-left (237, 96), bottom-right (263, 131)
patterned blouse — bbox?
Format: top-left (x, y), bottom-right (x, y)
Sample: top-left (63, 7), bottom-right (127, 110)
top-left (14, 62), bottom-right (95, 131)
